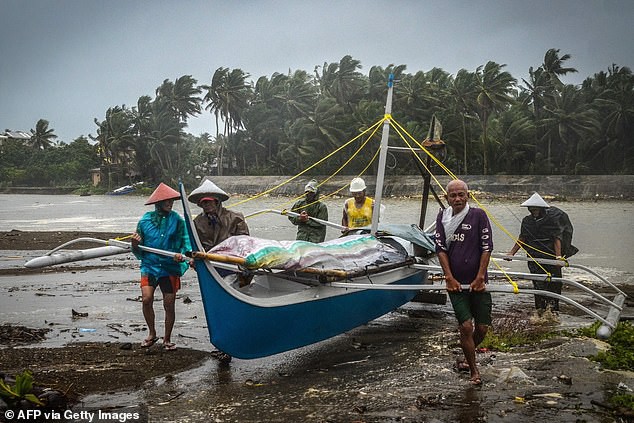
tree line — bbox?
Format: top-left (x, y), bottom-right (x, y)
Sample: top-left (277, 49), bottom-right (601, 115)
top-left (1, 49), bottom-right (632, 189)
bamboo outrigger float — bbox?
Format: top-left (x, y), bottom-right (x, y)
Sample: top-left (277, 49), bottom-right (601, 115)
top-left (24, 74), bottom-right (627, 357)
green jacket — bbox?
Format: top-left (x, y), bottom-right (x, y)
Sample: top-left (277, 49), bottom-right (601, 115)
top-left (288, 196), bottom-right (328, 243)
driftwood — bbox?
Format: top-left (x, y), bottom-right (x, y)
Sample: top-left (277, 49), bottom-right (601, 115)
top-left (0, 324), bottom-right (51, 345)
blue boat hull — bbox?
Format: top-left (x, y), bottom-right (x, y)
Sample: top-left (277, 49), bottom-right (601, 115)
top-left (180, 183), bottom-right (427, 359)
top-left (194, 260), bottom-right (425, 358)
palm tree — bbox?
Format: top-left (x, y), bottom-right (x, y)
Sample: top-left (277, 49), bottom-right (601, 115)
top-left (580, 65), bottom-right (634, 173)
top-left (202, 68), bottom-right (252, 175)
top-left (29, 119), bottom-right (57, 150)
top-left (542, 48), bottom-right (577, 88)
top-left (318, 55), bottom-right (364, 113)
top-left (492, 107), bottom-right (536, 174)
top-left (472, 61), bottom-right (517, 174)
top-left (131, 95), bottom-right (156, 181)
top-left (450, 69), bottom-right (478, 173)
top-left (153, 76), bottom-right (202, 173)
top-left (541, 85), bottom-right (600, 173)
top-left (366, 64), bottom-right (407, 103)
top-left (155, 75), bottom-right (202, 123)
top-left (147, 102), bottom-right (185, 184)
top-left (92, 106), bottom-right (135, 188)
top-left (273, 70), bottom-right (318, 120)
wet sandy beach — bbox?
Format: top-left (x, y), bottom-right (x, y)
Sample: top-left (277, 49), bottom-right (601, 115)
top-left (1, 231), bottom-right (634, 422)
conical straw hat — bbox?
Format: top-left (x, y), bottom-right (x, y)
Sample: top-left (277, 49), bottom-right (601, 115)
top-left (520, 192), bottom-right (550, 208)
top-left (188, 179), bottom-right (230, 204)
top-left (145, 183), bottom-right (181, 205)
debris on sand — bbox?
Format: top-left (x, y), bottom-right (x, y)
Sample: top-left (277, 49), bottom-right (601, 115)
top-left (0, 324), bottom-right (51, 345)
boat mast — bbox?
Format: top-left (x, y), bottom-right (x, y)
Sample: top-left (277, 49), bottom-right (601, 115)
top-left (370, 74), bottom-right (394, 235)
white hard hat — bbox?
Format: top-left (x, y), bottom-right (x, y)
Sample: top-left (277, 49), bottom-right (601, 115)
top-left (349, 177), bottom-right (366, 193)
top-left (521, 192), bottom-right (550, 208)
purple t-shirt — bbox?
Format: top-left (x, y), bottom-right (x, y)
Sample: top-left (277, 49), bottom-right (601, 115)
top-left (434, 207), bottom-right (493, 284)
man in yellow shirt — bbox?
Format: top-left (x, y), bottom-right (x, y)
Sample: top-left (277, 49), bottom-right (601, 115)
top-left (342, 177), bottom-right (375, 229)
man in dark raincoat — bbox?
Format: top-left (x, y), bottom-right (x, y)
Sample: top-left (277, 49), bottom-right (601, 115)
top-left (508, 192), bottom-right (578, 313)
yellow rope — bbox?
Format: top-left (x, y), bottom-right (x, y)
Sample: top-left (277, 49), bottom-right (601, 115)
top-left (228, 119), bottom-right (384, 209)
top-left (389, 120), bottom-right (449, 195)
top-left (491, 259), bottom-right (520, 293)
top-left (219, 107), bottom-right (563, 290)
top-left (388, 116), bottom-right (549, 291)
top-left (284, 121), bottom-right (384, 212)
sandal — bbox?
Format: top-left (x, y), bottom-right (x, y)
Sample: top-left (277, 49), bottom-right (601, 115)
top-left (163, 342), bottom-right (177, 351)
top-left (141, 336), bottom-right (159, 348)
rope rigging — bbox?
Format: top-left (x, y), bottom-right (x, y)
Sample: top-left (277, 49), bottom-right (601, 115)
top-left (217, 105), bottom-right (568, 292)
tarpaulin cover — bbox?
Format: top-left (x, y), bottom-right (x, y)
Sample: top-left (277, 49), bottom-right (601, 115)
top-left (208, 234), bottom-right (406, 271)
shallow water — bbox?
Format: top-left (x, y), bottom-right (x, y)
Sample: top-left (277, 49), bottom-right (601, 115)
top-left (1, 193), bottom-right (633, 421)
top-left (1, 193), bottom-right (633, 273)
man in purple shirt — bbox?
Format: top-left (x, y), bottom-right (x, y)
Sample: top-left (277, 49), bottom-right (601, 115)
top-left (435, 179), bottom-right (493, 386)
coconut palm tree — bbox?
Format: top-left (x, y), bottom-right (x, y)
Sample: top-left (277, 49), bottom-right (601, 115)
top-left (155, 75), bottom-right (202, 123)
top-left (154, 76), bottom-right (201, 173)
top-left (29, 119), bottom-right (57, 150)
top-left (541, 48), bottom-right (577, 88)
top-left (147, 103), bottom-right (186, 184)
top-left (472, 61), bottom-right (517, 174)
top-left (450, 69), bottom-right (478, 173)
top-left (202, 68), bottom-right (252, 175)
top-left (541, 85), bottom-right (600, 173)
top-left (316, 55), bottom-right (365, 113)
top-left (585, 65), bottom-right (634, 173)
top-left (92, 106), bottom-right (135, 188)
top-left (366, 64), bottom-right (407, 103)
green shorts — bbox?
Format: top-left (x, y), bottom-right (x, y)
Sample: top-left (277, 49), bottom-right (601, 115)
top-left (448, 291), bottom-right (492, 325)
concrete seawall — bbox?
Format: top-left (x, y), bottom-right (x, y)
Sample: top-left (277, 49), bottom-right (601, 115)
top-left (202, 175), bottom-right (634, 200)
top-left (2, 175), bottom-right (633, 199)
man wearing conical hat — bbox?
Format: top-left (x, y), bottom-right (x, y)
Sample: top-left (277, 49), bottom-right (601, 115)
top-left (507, 192), bottom-right (577, 314)
top-left (288, 179), bottom-right (328, 243)
top-left (188, 179), bottom-right (250, 252)
top-left (131, 182), bottom-right (191, 351)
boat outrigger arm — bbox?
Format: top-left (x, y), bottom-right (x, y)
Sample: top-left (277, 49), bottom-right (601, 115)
top-left (322, 256), bottom-right (625, 338)
top-left (23, 239), bottom-right (625, 340)
top-left (181, 245), bottom-right (624, 338)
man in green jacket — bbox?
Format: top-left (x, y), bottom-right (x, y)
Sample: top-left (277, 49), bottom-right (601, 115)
top-left (288, 179), bottom-right (328, 243)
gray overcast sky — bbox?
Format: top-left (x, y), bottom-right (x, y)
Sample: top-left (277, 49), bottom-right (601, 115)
top-left (1, 0), bottom-right (633, 143)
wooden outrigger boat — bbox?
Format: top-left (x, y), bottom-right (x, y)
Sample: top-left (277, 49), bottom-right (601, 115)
top-left (25, 75), bottom-right (627, 359)
top-left (179, 75), bottom-right (435, 358)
